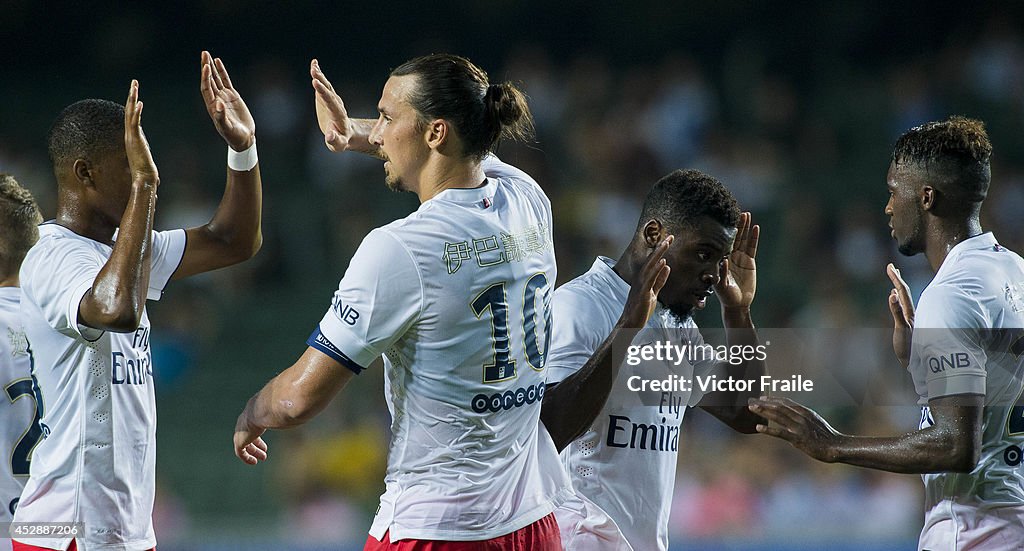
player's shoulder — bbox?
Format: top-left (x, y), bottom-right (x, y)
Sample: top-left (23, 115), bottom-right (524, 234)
top-left (481, 154), bottom-right (540, 188)
top-left (22, 223), bottom-right (81, 270)
top-left (0, 288), bottom-right (19, 316)
top-left (933, 243), bottom-right (1023, 300)
top-left (553, 265), bottom-right (622, 325)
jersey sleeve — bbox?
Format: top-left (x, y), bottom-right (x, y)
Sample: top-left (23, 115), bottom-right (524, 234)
top-left (21, 237), bottom-right (104, 341)
top-left (910, 285), bottom-right (989, 400)
top-left (22, 229), bottom-right (187, 342)
top-left (545, 287), bottom-right (605, 385)
top-left (306, 229), bottom-right (423, 374)
top-left (146, 229), bottom-right (186, 300)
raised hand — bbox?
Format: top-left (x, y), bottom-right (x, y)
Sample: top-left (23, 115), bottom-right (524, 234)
top-left (748, 397), bottom-right (841, 462)
top-left (887, 263), bottom-right (915, 368)
top-left (715, 211), bottom-right (759, 310)
top-left (124, 80), bottom-right (159, 185)
top-left (620, 236), bottom-right (673, 328)
top-left (200, 51), bottom-right (256, 151)
top-left (310, 59), bottom-right (356, 152)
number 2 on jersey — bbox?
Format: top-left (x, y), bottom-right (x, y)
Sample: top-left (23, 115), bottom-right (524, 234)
top-left (472, 273), bottom-right (551, 383)
top-left (5, 378), bottom-right (43, 476)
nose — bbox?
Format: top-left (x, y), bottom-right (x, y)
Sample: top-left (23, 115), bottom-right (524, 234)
top-left (701, 268), bottom-right (720, 286)
top-left (884, 196), bottom-right (893, 216)
top-left (369, 119), bottom-right (384, 146)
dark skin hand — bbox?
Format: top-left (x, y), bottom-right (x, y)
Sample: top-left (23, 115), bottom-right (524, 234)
top-left (171, 51), bottom-right (263, 280)
top-left (699, 212), bottom-right (766, 433)
top-left (541, 236), bottom-right (673, 452)
top-left (77, 80), bottom-right (159, 333)
top-left (748, 255), bottom-right (981, 474)
top-left (748, 394), bottom-right (982, 473)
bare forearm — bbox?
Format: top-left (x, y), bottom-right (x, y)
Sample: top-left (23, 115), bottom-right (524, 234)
top-left (203, 165), bottom-right (263, 262)
top-left (82, 180), bottom-right (158, 331)
top-left (242, 349), bottom-right (356, 430)
top-left (242, 376), bottom-right (314, 430)
top-left (830, 428), bottom-right (977, 473)
top-left (541, 324), bottom-right (638, 451)
top-left (346, 119), bottom-right (385, 159)
top-left (701, 307), bottom-right (766, 432)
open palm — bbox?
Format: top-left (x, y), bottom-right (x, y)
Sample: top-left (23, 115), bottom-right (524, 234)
top-left (200, 51), bottom-right (256, 151)
top-left (715, 212), bottom-right (759, 309)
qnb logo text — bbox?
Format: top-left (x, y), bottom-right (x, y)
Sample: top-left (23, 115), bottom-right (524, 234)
top-left (927, 352), bottom-right (971, 374)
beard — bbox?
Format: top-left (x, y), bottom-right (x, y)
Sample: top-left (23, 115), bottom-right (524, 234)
top-left (384, 172), bottom-right (406, 192)
top-left (383, 159), bottom-right (408, 192)
top-left (896, 213), bottom-right (924, 256)
top-left (662, 301), bottom-right (694, 326)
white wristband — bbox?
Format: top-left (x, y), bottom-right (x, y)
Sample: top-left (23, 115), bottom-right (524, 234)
top-left (227, 139), bottom-right (258, 172)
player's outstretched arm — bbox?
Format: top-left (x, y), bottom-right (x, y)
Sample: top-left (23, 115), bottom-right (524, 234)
top-left (78, 80), bottom-right (159, 332)
top-left (310, 59), bottom-right (383, 159)
top-left (748, 395), bottom-right (982, 473)
top-left (172, 51), bottom-right (262, 281)
top-left (700, 212), bottom-right (766, 433)
top-left (233, 347), bottom-right (356, 465)
top-left (541, 236), bottom-right (673, 452)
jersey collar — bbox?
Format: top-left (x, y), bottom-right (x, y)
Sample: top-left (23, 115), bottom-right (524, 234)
top-left (945, 232), bottom-right (997, 261)
top-left (591, 256), bottom-right (630, 304)
top-left (429, 179), bottom-right (498, 205)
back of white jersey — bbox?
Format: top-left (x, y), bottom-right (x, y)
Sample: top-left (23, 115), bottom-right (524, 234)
top-left (312, 156), bottom-right (570, 541)
top-left (909, 233), bottom-right (1024, 511)
top-left (0, 288), bottom-right (38, 525)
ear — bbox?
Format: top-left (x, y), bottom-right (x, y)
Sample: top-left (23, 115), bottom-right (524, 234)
top-left (641, 219), bottom-right (664, 248)
top-left (920, 185), bottom-right (936, 212)
top-left (72, 158), bottom-right (94, 188)
top-left (425, 118), bottom-right (448, 151)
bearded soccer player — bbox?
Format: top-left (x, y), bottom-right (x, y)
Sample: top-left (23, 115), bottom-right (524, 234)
top-left (540, 171), bottom-right (766, 550)
top-left (0, 175), bottom-right (44, 549)
top-left (232, 54), bottom-right (673, 550)
top-left (14, 52), bottom-right (262, 551)
top-left (751, 117), bottom-right (1024, 550)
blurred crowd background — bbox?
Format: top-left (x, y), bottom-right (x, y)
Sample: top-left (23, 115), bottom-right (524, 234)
top-left (4, 1), bottom-right (1024, 549)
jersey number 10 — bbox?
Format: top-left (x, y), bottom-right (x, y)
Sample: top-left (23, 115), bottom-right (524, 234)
top-left (472, 273), bottom-right (551, 383)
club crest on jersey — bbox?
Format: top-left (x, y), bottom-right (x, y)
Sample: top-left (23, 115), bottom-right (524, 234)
top-left (1006, 283), bottom-right (1024, 313)
top-left (8, 327), bottom-right (29, 357)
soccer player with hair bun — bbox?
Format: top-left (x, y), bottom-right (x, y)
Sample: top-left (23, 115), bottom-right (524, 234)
top-left (233, 53), bottom-right (672, 550)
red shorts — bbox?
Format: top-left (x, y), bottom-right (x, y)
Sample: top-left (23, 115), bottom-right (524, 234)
top-left (364, 512), bottom-right (562, 551)
top-left (13, 540), bottom-right (154, 551)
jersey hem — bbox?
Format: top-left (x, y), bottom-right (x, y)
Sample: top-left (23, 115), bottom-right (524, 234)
top-left (372, 486), bottom-right (572, 542)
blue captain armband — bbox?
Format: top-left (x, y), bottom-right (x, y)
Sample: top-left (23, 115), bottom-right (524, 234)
top-left (306, 326), bottom-right (366, 375)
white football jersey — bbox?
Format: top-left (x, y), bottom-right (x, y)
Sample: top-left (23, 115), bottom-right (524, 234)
top-left (15, 223), bottom-right (185, 551)
top-left (1, 287), bottom-right (38, 548)
top-left (310, 156), bottom-right (571, 542)
top-left (546, 257), bottom-right (718, 551)
top-left (908, 232), bottom-right (1024, 548)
